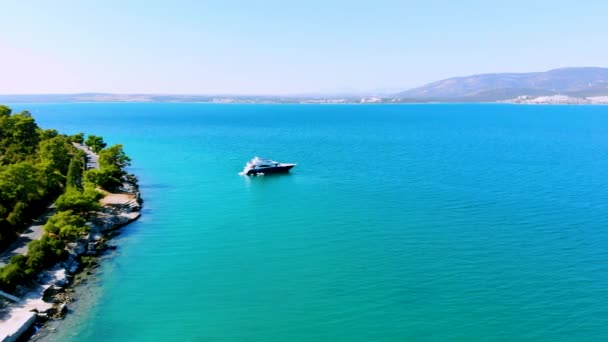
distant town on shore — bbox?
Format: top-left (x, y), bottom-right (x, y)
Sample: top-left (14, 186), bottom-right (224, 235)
top-left (2, 67), bottom-right (608, 105)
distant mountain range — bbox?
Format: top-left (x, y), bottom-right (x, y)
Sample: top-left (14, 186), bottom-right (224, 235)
top-left (395, 67), bottom-right (608, 101)
top-left (1, 67), bottom-right (607, 104)
top-left (0, 93), bottom-right (352, 104)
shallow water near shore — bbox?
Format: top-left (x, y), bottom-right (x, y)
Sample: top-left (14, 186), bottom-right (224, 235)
top-left (10, 103), bottom-right (608, 341)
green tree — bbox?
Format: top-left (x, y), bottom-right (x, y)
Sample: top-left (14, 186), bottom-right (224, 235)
top-left (36, 136), bottom-right (76, 194)
top-left (44, 210), bottom-right (88, 240)
top-left (0, 162), bottom-right (46, 236)
top-left (68, 132), bottom-right (85, 144)
top-left (82, 144), bottom-right (133, 190)
top-left (85, 135), bottom-right (107, 153)
top-left (83, 169), bottom-right (112, 189)
top-left (38, 128), bottom-right (59, 141)
top-left (0, 105), bottom-right (11, 117)
top-left (0, 162), bottom-right (45, 204)
top-left (1, 112), bottom-right (40, 164)
top-left (38, 136), bottom-right (72, 175)
top-left (55, 188), bottom-right (101, 214)
top-left (26, 239), bottom-right (47, 271)
top-left (66, 156), bottom-right (84, 190)
top-left (6, 201), bottom-right (28, 227)
top-left (0, 255), bottom-right (28, 290)
top-left (99, 144), bottom-right (131, 170)
top-left (0, 105), bottom-right (12, 151)
top-left (26, 235), bottom-right (65, 270)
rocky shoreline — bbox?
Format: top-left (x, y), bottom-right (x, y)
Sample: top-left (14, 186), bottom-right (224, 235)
top-left (0, 178), bottom-right (142, 342)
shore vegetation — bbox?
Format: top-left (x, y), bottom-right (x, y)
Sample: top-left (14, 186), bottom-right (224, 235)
top-left (0, 105), bottom-right (132, 292)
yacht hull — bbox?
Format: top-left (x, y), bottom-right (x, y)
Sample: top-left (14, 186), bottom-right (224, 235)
top-left (246, 164), bottom-right (295, 175)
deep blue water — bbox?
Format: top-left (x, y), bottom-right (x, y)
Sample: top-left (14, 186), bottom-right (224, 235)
top-left (10, 103), bottom-right (608, 341)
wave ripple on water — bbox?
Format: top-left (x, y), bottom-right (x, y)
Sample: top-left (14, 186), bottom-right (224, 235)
top-left (15, 103), bottom-right (608, 341)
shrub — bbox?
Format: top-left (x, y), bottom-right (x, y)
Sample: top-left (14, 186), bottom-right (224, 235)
top-left (84, 169), bottom-right (113, 189)
top-left (26, 235), bottom-right (65, 270)
top-left (68, 132), bottom-right (85, 144)
top-left (0, 255), bottom-right (29, 290)
top-left (44, 210), bottom-right (89, 240)
top-left (84, 135), bottom-right (106, 153)
top-left (55, 188), bottom-right (102, 213)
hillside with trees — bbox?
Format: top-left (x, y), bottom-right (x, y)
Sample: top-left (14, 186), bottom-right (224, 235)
top-left (0, 105), bottom-right (133, 291)
top-left (0, 105), bottom-right (85, 248)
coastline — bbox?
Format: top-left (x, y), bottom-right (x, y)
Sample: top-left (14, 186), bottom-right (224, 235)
top-left (2, 93), bottom-right (608, 106)
top-left (3, 100), bottom-right (607, 107)
top-left (0, 157), bottom-right (142, 342)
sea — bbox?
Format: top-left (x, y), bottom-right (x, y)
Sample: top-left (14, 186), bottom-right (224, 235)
top-left (8, 103), bottom-right (608, 341)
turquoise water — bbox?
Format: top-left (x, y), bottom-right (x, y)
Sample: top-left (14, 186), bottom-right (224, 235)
top-left (12, 103), bottom-right (608, 341)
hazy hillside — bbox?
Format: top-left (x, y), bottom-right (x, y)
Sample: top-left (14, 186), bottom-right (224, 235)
top-left (3, 67), bottom-right (608, 104)
top-left (396, 67), bottom-right (608, 101)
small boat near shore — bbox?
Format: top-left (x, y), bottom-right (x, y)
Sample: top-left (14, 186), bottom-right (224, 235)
top-left (241, 157), bottom-right (296, 176)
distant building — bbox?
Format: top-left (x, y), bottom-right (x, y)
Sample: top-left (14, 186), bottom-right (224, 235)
top-left (360, 97), bottom-right (382, 103)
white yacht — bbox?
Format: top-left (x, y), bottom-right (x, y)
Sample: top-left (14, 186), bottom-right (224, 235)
top-left (241, 157), bottom-right (296, 176)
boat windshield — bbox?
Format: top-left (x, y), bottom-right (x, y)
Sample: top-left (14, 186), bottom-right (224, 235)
top-left (250, 157), bottom-right (278, 167)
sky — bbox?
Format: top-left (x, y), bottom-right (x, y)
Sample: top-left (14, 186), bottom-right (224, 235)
top-left (1, 0), bottom-right (607, 95)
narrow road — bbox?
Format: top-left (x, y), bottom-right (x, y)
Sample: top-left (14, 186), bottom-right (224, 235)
top-left (72, 142), bottom-right (100, 170)
top-left (0, 144), bottom-right (100, 266)
top-left (0, 208), bottom-right (55, 267)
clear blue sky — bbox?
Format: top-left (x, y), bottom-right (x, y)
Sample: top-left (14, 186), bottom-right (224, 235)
top-left (1, 0), bottom-right (607, 94)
